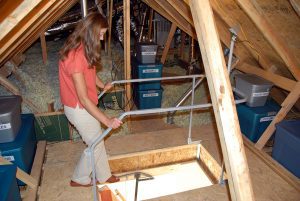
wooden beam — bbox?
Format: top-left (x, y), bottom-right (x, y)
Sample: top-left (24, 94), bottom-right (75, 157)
top-left (271, 91), bottom-right (300, 117)
top-left (0, 157), bottom-right (37, 189)
top-left (189, 0), bottom-right (255, 200)
top-left (290, 0), bottom-right (300, 17)
top-left (0, 0), bottom-right (23, 23)
top-left (166, 0), bottom-right (193, 24)
top-left (179, 32), bottom-right (186, 60)
top-left (0, 0), bottom-right (43, 41)
top-left (161, 23), bottom-right (177, 64)
top-left (11, 53), bottom-right (26, 67)
top-left (169, 0), bottom-right (254, 66)
top-left (0, 74), bottom-right (20, 95)
top-left (236, 0), bottom-right (300, 80)
top-left (210, 0), bottom-right (274, 71)
top-left (108, 0), bottom-right (113, 57)
top-left (3, 0), bottom-right (77, 68)
top-left (142, 0), bottom-right (195, 38)
top-left (40, 32), bottom-right (47, 64)
top-left (148, 8), bottom-right (154, 40)
top-left (0, 0), bottom-right (57, 64)
top-left (244, 137), bottom-right (300, 191)
top-left (124, 0), bottom-right (131, 112)
top-left (0, 0), bottom-right (77, 64)
top-left (213, 14), bottom-right (251, 65)
top-left (17, 0), bottom-right (76, 55)
top-left (237, 63), bottom-right (297, 92)
top-left (155, 0), bottom-right (195, 37)
top-left (109, 144), bottom-right (198, 173)
top-left (23, 141), bottom-right (47, 201)
top-left (0, 69), bottom-right (42, 113)
top-left (255, 82), bottom-right (300, 150)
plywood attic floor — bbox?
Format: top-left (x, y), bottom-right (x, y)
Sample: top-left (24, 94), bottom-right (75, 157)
top-left (38, 123), bottom-right (300, 201)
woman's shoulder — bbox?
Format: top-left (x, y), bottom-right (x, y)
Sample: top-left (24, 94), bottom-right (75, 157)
top-left (61, 45), bottom-right (89, 72)
top-left (63, 45), bottom-right (84, 63)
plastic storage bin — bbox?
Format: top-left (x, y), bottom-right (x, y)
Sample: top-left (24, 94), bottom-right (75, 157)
top-left (0, 164), bottom-right (21, 201)
top-left (136, 42), bottom-right (158, 64)
top-left (235, 74), bottom-right (273, 107)
top-left (0, 95), bottom-right (22, 143)
top-left (132, 58), bottom-right (162, 90)
top-left (0, 114), bottom-right (37, 185)
top-left (272, 120), bottom-right (300, 178)
top-left (236, 99), bottom-right (280, 143)
top-left (134, 89), bottom-right (163, 109)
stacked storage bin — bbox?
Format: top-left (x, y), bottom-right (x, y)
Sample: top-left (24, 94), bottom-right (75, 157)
top-left (0, 96), bottom-right (37, 186)
top-left (272, 120), bottom-right (300, 178)
top-left (236, 99), bottom-right (280, 142)
top-left (234, 74), bottom-right (279, 143)
top-left (133, 42), bottom-right (163, 109)
top-left (0, 164), bottom-right (21, 201)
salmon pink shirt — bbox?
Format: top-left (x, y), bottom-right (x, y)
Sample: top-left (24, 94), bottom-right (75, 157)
top-left (59, 44), bottom-right (98, 108)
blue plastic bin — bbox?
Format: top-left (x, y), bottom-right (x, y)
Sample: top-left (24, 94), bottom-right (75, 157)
top-left (0, 114), bottom-right (37, 185)
top-left (0, 164), bottom-right (21, 201)
top-left (134, 89), bottom-right (163, 109)
top-left (236, 99), bottom-right (280, 142)
top-left (132, 57), bottom-right (162, 90)
top-left (272, 120), bottom-right (300, 178)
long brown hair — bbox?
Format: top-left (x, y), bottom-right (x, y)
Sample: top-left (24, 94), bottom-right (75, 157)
top-left (59, 12), bottom-right (108, 68)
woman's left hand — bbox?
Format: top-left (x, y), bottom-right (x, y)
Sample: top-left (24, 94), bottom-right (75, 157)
top-left (103, 82), bottom-right (112, 92)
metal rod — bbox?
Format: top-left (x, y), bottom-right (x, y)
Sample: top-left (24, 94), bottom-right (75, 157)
top-left (98, 74), bottom-right (205, 99)
top-left (227, 34), bottom-right (236, 73)
top-left (232, 87), bottom-right (247, 104)
top-left (227, 27), bottom-right (239, 73)
top-left (89, 103), bottom-right (212, 201)
top-left (134, 173), bottom-right (140, 201)
top-left (138, 9), bottom-right (148, 42)
top-left (81, 0), bottom-right (88, 18)
top-left (90, 147), bottom-right (97, 200)
top-left (167, 77), bottom-right (204, 124)
top-left (91, 75), bottom-right (246, 200)
top-left (219, 162), bottom-right (225, 185)
top-left (188, 77), bottom-right (196, 144)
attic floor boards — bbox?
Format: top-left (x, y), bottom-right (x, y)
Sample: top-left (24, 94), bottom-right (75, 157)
top-left (38, 123), bottom-right (300, 201)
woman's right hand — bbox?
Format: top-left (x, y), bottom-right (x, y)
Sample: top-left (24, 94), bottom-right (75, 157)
top-left (106, 117), bottom-right (122, 129)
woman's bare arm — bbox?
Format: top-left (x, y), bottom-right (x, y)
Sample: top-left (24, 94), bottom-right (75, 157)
top-left (72, 72), bottom-right (122, 129)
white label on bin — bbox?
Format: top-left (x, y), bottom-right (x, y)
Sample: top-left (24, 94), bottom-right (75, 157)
top-left (252, 92), bottom-right (269, 97)
top-left (3, 156), bottom-right (15, 162)
top-left (141, 52), bottom-right (156, 55)
top-left (0, 123), bottom-right (11, 130)
top-left (260, 116), bottom-right (275, 122)
top-left (143, 69), bottom-right (159, 73)
top-left (143, 93), bottom-right (159, 97)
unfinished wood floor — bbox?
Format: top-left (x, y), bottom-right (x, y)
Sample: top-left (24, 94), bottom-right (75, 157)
top-left (38, 123), bottom-right (300, 201)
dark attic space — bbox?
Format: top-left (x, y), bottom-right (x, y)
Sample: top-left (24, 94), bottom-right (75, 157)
top-left (0, 0), bottom-right (300, 201)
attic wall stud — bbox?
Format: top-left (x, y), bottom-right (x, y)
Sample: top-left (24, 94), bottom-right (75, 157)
top-left (40, 32), bottom-right (47, 64)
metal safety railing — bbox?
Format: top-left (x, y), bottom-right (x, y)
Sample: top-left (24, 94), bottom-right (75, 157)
top-left (89, 74), bottom-right (247, 201)
top-left (90, 74), bottom-right (208, 200)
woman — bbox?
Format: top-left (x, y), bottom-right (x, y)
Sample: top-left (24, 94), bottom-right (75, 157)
top-left (59, 12), bottom-right (122, 187)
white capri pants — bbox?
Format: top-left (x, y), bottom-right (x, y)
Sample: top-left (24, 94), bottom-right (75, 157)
top-left (64, 105), bottom-right (111, 184)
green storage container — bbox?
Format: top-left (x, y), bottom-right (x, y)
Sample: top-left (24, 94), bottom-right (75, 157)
top-left (134, 88), bottom-right (163, 109)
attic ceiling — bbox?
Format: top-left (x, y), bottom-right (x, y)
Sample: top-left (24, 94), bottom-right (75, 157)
top-left (0, 0), bottom-right (78, 66)
top-left (0, 0), bottom-right (299, 87)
